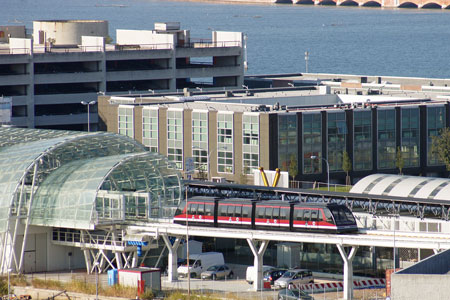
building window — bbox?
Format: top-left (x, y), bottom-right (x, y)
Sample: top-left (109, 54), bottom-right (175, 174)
top-left (427, 106), bottom-right (445, 166)
top-left (303, 113), bottom-right (322, 174)
top-left (167, 109), bottom-right (183, 169)
top-left (242, 113), bottom-right (259, 174)
top-left (327, 112), bottom-right (347, 171)
top-left (142, 108), bottom-right (158, 152)
top-left (278, 114), bottom-right (298, 173)
top-left (192, 110), bottom-right (208, 172)
top-left (354, 110), bottom-right (372, 171)
top-left (401, 107), bottom-right (420, 168)
top-left (217, 112), bottom-right (233, 173)
top-left (118, 105), bottom-right (134, 138)
top-left (377, 109), bottom-right (396, 169)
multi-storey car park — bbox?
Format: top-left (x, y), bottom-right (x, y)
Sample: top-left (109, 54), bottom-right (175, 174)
top-left (0, 20), bottom-right (244, 130)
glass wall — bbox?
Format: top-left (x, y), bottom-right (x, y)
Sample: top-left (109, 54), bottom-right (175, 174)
top-left (427, 106), bottom-right (445, 166)
top-left (354, 110), bottom-right (372, 171)
top-left (242, 113), bottom-right (259, 174)
top-left (377, 109), bottom-right (396, 169)
top-left (303, 113), bottom-right (322, 174)
top-left (217, 112), bottom-right (234, 173)
top-left (278, 114), bottom-right (298, 173)
top-left (401, 107), bottom-right (420, 167)
top-left (118, 105), bottom-right (134, 138)
top-left (327, 112), bottom-right (347, 171)
top-left (142, 107), bottom-right (158, 152)
top-left (167, 109), bottom-right (183, 169)
top-left (192, 110), bottom-right (208, 172)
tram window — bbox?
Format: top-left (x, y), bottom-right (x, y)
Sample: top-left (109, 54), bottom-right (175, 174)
top-left (280, 207), bottom-right (288, 219)
top-left (197, 204), bottom-right (205, 215)
top-left (205, 204), bottom-right (213, 216)
top-left (219, 205), bottom-right (227, 217)
top-left (294, 209), bottom-right (304, 221)
top-left (256, 206), bottom-right (265, 219)
top-left (265, 207), bottom-right (273, 219)
top-left (311, 210), bottom-right (318, 222)
top-left (190, 203), bottom-right (198, 215)
top-left (235, 205), bottom-right (242, 218)
top-left (242, 206), bottom-right (251, 218)
top-left (324, 209), bottom-right (333, 223)
top-left (175, 201), bottom-right (186, 216)
top-left (273, 207), bottom-right (280, 219)
top-left (344, 208), bottom-right (356, 222)
top-left (304, 210), bottom-right (311, 221)
top-left (227, 205), bottom-right (235, 217)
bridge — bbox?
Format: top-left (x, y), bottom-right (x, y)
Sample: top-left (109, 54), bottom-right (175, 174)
top-left (250, 0), bottom-right (450, 9)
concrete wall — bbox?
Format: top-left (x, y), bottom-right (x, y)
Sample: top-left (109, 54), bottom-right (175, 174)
top-left (391, 249), bottom-right (450, 300)
top-left (9, 38), bottom-right (32, 54)
top-left (81, 36), bottom-right (105, 52)
top-left (33, 20), bottom-right (108, 45)
top-left (0, 26), bottom-right (25, 43)
top-left (116, 30), bottom-right (175, 49)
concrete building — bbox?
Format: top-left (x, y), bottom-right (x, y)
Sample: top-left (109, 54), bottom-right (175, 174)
top-left (97, 86), bottom-right (450, 184)
top-left (0, 20), bottom-right (244, 130)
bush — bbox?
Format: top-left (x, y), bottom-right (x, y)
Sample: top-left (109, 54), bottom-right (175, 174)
top-left (140, 290), bottom-right (154, 300)
top-left (0, 277), bottom-right (10, 295)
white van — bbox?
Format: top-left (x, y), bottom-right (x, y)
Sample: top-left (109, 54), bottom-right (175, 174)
top-left (177, 252), bottom-right (224, 278)
top-left (246, 265), bottom-right (275, 284)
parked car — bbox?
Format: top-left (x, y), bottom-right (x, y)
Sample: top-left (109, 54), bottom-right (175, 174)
top-left (278, 289), bottom-right (313, 300)
top-left (246, 265), bottom-right (275, 284)
top-left (201, 264), bottom-right (234, 280)
top-left (274, 269), bottom-right (314, 289)
top-left (263, 268), bottom-right (287, 285)
top-left (177, 252), bottom-right (224, 278)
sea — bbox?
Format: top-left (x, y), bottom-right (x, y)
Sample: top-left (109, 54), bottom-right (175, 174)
top-left (3, 0), bottom-right (450, 78)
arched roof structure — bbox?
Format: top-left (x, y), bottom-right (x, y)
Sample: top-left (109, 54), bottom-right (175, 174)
top-left (350, 174), bottom-right (450, 201)
top-left (0, 127), bottom-right (183, 231)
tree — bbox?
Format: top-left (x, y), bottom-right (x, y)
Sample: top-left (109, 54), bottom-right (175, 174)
top-left (396, 146), bottom-right (404, 175)
top-left (342, 151), bottom-right (352, 186)
top-left (431, 127), bottom-right (450, 171)
top-left (288, 154), bottom-right (298, 180)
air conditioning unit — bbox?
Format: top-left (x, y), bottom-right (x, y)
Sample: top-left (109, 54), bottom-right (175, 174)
top-left (211, 177), bottom-right (226, 183)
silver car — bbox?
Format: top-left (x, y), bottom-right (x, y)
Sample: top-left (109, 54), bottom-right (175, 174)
top-left (201, 264), bottom-right (234, 280)
top-left (274, 269), bottom-right (314, 289)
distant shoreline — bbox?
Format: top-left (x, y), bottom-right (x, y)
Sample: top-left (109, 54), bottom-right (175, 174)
top-left (168, 0), bottom-right (280, 5)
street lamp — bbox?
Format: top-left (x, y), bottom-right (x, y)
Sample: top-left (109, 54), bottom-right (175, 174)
top-left (94, 262), bottom-right (100, 300)
top-left (305, 51), bottom-right (309, 73)
top-left (310, 155), bottom-right (329, 191)
top-left (81, 100), bottom-right (96, 132)
top-left (7, 268), bottom-right (12, 300)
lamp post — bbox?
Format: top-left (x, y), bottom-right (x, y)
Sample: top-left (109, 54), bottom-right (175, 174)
top-left (81, 100), bottom-right (96, 132)
top-left (7, 268), bottom-right (12, 300)
top-left (305, 51), bottom-right (309, 73)
top-left (94, 262), bottom-right (99, 300)
top-left (310, 155), bottom-right (329, 191)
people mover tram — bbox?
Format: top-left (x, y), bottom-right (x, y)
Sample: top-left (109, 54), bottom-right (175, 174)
top-left (174, 197), bottom-right (358, 234)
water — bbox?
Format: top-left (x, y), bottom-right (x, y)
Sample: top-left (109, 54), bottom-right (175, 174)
top-left (3, 0), bottom-right (450, 78)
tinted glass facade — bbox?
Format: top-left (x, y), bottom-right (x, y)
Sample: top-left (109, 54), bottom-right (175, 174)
top-left (303, 113), bottom-right (322, 174)
top-left (354, 110), bottom-right (372, 171)
top-left (401, 107), bottom-right (420, 168)
top-left (118, 105), bottom-right (134, 138)
top-left (427, 106), bottom-right (446, 166)
top-left (377, 109), bottom-right (396, 169)
top-left (167, 109), bottom-right (183, 169)
top-left (278, 114), bottom-right (298, 173)
top-left (327, 112), bottom-right (347, 171)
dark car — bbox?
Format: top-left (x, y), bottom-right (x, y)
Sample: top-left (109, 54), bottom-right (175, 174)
top-left (278, 289), bottom-right (313, 300)
top-left (263, 269), bottom-right (287, 285)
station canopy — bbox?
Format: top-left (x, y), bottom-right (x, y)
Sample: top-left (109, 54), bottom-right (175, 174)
top-left (350, 174), bottom-right (450, 201)
top-left (0, 127), bottom-right (182, 231)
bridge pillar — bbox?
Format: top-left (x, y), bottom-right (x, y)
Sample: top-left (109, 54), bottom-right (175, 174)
top-left (337, 244), bottom-right (358, 300)
top-left (247, 239), bottom-right (269, 291)
top-left (161, 235), bottom-right (181, 282)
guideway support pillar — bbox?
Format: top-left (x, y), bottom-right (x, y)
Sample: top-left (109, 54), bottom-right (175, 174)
top-left (337, 244), bottom-right (358, 300)
top-left (247, 239), bottom-right (269, 291)
top-left (161, 235), bottom-right (181, 282)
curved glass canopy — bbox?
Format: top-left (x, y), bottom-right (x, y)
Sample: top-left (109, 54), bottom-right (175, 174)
top-left (0, 128), bottom-right (183, 231)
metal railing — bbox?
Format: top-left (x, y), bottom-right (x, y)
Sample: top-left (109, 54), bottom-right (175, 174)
top-left (289, 180), bottom-right (352, 192)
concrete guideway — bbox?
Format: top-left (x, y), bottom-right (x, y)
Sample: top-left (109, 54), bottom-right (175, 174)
top-left (127, 221), bottom-right (450, 299)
